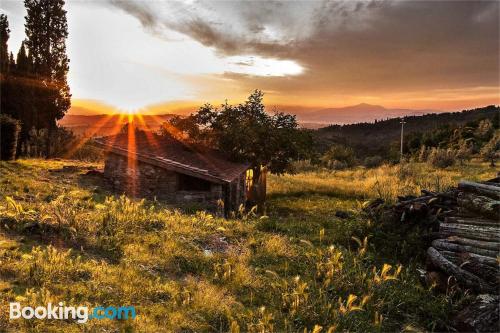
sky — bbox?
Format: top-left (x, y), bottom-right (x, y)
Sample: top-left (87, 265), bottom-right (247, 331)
top-left (1, 0), bottom-right (499, 115)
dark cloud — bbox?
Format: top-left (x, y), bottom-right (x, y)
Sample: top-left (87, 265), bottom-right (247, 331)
top-left (109, 0), bottom-right (499, 106)
top-left (109, 0), bottom-right (157, 27)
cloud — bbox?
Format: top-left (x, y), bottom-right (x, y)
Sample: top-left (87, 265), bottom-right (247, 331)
top-left (108, 0), bottom-right (499, 109)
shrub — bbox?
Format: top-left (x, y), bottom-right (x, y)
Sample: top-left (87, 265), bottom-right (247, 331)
top-left (427, 148), bottom-right (456, 168)
top-left (417, 145), bottom-right (428, 162)
top-left (455, 139), bottom-right (473, 165)
top-left (328, 159), bottom-right (348, 170)
top-left (364, 155), bottom-right (383, 168)
top-left (66, 140), bottom-right (104, 162)
top-left (480, 134), bottom-right (500, 167)
top-left (289, 159), bottom-right (318, 173)
top-left (321, 145), bottom-right (355, 169)
top-left (0, 114), bottom-right (21, 160)
top-left (21, 126), bottom-right (79, 158)
top-left (50, 126), bottom-right (77, 157)
top-left (476, 119), bottom-right (494, 141)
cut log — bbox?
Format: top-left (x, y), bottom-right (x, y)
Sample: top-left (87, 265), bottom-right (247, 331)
top-left (457, 192), bottom-right (500, 220)
top-left (395, 195), bottom-right (434, 206)
top-left (426, 247), bottom-right (495, 293)
top-left (432, 239), bottom-right (499, 258)
top-left (444, 216), bottom-right (499, 227)
top-left (458, 180), bottom-right (500, 200)
top-left (485, 175), bottom-right (500, 183)
top-left (421, 189), bottom-right (436, 196)
top-left (439, 223), bottom-right (500, 242)
top-left (453, 294), bottom-right (499, 332)
top-left (439, 250), bottom-right (498, 268)
top-left (445, 236), bottom-right (500, 251)
top-left (437, 191), bottom-right (458, 200)
top-left (460, 262), bottom-right (499, 286)
top-left (439, 252), bottom-right (499, 286)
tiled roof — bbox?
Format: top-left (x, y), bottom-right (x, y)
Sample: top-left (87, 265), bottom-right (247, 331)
top-left (93, 131), bottom-right (249, 183)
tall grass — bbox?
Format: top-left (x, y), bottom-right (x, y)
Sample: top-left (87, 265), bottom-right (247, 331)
top-left (269, 161), bottom-right (496, 202)
top-left (0, 159), bottom-right (493, 332)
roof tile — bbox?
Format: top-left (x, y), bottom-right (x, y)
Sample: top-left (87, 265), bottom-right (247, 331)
top-left (94, 131), bottom-right (249, 183)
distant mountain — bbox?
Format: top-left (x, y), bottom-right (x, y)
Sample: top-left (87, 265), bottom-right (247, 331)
top-left (293, 103), bottom-right (438, 125)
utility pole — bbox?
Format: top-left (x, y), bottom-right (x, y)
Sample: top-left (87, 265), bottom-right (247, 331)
top-left (400, 117), bottom-right (406, 161)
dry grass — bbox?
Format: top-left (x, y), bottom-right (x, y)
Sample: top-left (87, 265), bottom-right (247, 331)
top-left (269, 160), bottom-right (496, 202)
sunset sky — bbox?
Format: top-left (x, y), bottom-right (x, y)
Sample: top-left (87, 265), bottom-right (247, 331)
top-left (1, 0), bottom-right (499, 115)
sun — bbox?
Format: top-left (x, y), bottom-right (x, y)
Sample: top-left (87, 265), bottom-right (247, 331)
top-left (124, 108), bottom-right (141, 115)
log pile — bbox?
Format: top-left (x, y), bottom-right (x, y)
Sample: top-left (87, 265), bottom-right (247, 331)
top-left (365, 178), bottom-right (499, 292)
top-left (426, 179), bottom-right (499, 294)
top-left (365, 176), bottom-right (499, 331)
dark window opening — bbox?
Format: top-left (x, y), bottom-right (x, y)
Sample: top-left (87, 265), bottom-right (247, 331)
top-left (178, 174), bottom-right (211, 191)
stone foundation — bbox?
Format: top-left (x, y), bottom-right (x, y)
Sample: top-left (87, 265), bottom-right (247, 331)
top-left (103, 152), bottom-right (244, 211)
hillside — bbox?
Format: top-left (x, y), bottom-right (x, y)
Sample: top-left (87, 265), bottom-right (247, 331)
top-left (314, 105), bottom-right (499, 158)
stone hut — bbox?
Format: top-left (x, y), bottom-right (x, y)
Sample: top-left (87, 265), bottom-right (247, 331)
top-left (94, 130), bottom-right (249, 214)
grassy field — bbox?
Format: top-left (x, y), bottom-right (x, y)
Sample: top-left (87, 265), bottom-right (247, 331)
top-left (0, 159), bottom-right (496, 332)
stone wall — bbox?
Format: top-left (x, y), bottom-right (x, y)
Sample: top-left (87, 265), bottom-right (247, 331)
top-left (103, 153), bottom-right (232, 210)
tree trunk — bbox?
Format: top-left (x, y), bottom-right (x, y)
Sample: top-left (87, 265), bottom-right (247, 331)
top-left (247, 165), bottom-right (267, 214)
top-left (444, 235), bottom-right (500, 251)
top-left (395, 195), bottom-right (434, 207)
top-left (457, 192), bottom-right (500, 220)
top-left (427, 247), bottom-right (494, 293)
top-left (445, 216), bottom-right (499, 227)
top-left (458, 181), bottom-right (500, 200)
top-left (439, 250), bottom-right (498, 268)
top-left (439, 223), bottom-right (500, 242)
top-left (256, 166), bottom-right (267, 214)
top-left (453, 294), bottom-right (499, 333)
top-left (431, 239), bottom-right (498, 258)
top-left (46, 122), bottom-right (52, 159)
top-left (438, 250), bottom-right (499, 286)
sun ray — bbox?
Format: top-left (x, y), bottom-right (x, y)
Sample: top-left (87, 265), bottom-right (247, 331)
top-left (62, 113), bottom-right (116, 158)
top-left (63, 113), bottom-right (128, 159)
top-left (126, 115), bottom-right (138, 197)
top-left (134, 113), bottom-right (163, 149)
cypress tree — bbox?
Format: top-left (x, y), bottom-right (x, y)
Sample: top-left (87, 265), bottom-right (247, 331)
top-left (0, 15), bottom-right (15, 122)
top-left (8, 52), bottom-right (15, 71)
top-left (0, 14), bottom-right (9, 74)
top-left (16, 41), bottom-right (30, 74)
top-left (24, 0), bottom-right (71, 157)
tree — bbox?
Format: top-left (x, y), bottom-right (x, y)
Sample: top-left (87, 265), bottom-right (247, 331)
top-left (15, 41), bottom-right (31, 75)
top-left (166, 90), bottom-right (312, 209)
top-left (24, 0), bottom-right (71, 157)
top-left (1, 14), bottom-right (11, 118)
top-left (0, 15), bottom-right (20, 146)
top-left (0, 14), bottom-right (9, 74)
top-left (0, 41), bottom-right (36, 157)
top-left (480, 134), bottom-right (500, 167)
